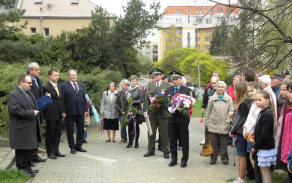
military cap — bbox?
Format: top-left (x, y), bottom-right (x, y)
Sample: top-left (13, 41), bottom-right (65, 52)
top-left (170, 71), bottom-right (183, 79)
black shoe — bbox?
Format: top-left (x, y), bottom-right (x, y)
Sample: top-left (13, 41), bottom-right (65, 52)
top-left (158, 146), bottom-right (163, 152)
top-left (169, 160), bottom-right (177, 167)
top-left (29, 169), bottom-right (39, 173)
top-left (32, 156), bottom-right (47, 163)
top-left (30, 162), bottom-right (35, 167)
top-left (135, 143), bottom-right (139, 148)
top-left (245, 176), bottom-right (255, 181)
top-left (25, 171), bottom-right (36, 177)
top-left (113, 140), bottom-right (117, 143)
top-left (222, 161), bottom-right (229, 165)
top-left (106, 138), bottom-right (111, 142)
top-left (71, 148), bottom-right (76, 154)
top-left (143, 152), bottom-right (155, 157)
top-left (83, 140), bottom-right (88, 143)
top-left (164, 153), bottom-right (169, 159)
top-left (75, 147), bottom-right (87, 152)
top-left (54, 152), bottom-right (66, 157)
top-left (181, 161), bottom-right (187, 168)
top-left (48, 154), bottom-right (57, 159)
top-left (155, 139), bottom-right (159, 143)
top-left (210, 161), bottom-right (216, 165)
top-left (126, 143), bottom-right (132, 148)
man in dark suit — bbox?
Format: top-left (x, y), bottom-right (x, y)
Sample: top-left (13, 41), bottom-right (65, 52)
top-left (8, 74), bottom-right (40, 177)
top-left (27, 62), bottom-right (47, 163)
top-left (43, 69), bottom-right (66, 159)
top-left (62, 69), bottom-right (88, 154)
top-left (164, 71), bottom-right (192, 168)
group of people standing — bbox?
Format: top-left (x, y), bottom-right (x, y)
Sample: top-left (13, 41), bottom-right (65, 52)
top-left (101, 68), bottom-right (192, 168)
top-left (8, 62), bottom-right (88, 177)
top-left (201, 69), bottom-right (292, 183)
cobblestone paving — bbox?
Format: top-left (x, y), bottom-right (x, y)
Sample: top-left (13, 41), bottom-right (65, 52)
top-left (30, 118), bottom-right (237, 183)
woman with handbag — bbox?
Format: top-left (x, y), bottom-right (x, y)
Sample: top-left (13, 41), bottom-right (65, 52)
top-left (205, 81), bottom-right (233, 165)
top-left (126, 75), bottom-right (144, 148)
top-left (100, 82), bottom-right (119, 142)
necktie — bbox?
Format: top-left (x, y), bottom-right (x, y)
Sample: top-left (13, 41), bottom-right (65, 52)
top-left (73, 83), bottom-right (78, 94)
top-left (54, 85), bottom-right (59, 97)
top-left (25, 91), bottom-right (33, 102)
top-left (156, 82), bottom-right (159, 87)
top-left (110, 93), bottom-right (113, 102)
top-left (174, 87), bottom-right (178, 94)
top-left (34, 79), bottom-right (39, 88)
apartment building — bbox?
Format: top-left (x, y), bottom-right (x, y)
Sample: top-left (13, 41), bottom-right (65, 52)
top-left (157, 5), bottom-right (239, 60)
top-left (135, 42), bottom-right (158, 62)
top-left (13, 0), bottom-right (114, 37)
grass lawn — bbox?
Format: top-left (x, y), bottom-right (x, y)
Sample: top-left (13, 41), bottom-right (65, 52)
top-left (0, 169), bottom-right (30, 183)
top-left (191, 99), bottom-right (203, 118)
top-left (226, 171), bottom-right (289, 183)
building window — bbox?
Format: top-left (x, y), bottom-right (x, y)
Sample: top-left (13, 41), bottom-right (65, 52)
top-left (44, 28), bottom-right (49, 37)
top-left (206, 18), bottom-right (212, 24)
top-left (165, 30), bottom-right (170, 34)
top-left (221, 8), bottom-right (223, 12)
top-left (196, 9), bottom-right (202, 14)
top-left (188, 15), bottom-right (190, 23)
top-left (146, 52), bottom-right (151, 56)
top-left (205, 37), bottom-right (210, 42)
top-left (195, 29), bottom-right (200, 34)
top-left (205, 29), bottom-right (211, 34)
top-left (176, 37), bottom-right (181, 42)
top-left (179, 9), bottom-right (182, 14)
top-left (176, 18), bottom-right (182, 24)
top-left (196, 18), bottom-right (202, 23)
top-left (217, 8), bottom-right (220, 12)
top-left (165, 46), bottom-right (170, 50)
top-left (205, 45), bottom-right (210, 50)
top-left (175, 9), bottom-right (178, 14)
top-left (196, 37), bottom-right (200, 42)
top-left (176, 29), bottom-right (181, 34)
top-left (187, 9), bottom-right (190, 14)
top-left (31, 28), bottom-right (36, 35)
top-left (146, 45), bottom-right (150, 50)
top-left (165, 37), bottom-right (170, 42)
top-left (138, 52), bottom-right (142, 56)
top-left (70, 0), bottom-right (79, 4)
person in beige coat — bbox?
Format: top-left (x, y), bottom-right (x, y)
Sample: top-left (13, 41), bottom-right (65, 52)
top-left (205, 81), bottom-right (233, 165)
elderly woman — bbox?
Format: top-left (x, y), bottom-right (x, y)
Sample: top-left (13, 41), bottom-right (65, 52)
top-left (101, 82), bottom-right (119, 142)
top-left (126, 75), bottom-right (143, 148)
top-left (205, 81), bottom-right (233, 165)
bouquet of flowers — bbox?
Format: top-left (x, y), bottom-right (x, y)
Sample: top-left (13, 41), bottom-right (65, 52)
top-left (122, 96), bottom-right (141, 127)
top-left (148, 91), bottom-right (165, 115)
top-left (168, 93), bottom-right (195, 117)
top-left (200, 113), bottom-right (204, 123)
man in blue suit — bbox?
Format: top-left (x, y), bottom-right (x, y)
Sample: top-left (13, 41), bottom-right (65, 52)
top-left (61, 69), bottom-right (88, 154)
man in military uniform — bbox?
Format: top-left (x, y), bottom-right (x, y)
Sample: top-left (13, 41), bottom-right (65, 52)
top-left (164, 71), bottom-right (192, 168)
top-left (143, 68), bottom-right (172, 159)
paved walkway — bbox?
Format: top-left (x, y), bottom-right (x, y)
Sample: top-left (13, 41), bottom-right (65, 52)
top-left (26, 118), bottom-right (237, 183)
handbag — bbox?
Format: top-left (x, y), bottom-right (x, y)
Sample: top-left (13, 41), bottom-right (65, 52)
top-left (202, 135), bottom-right (214, 156)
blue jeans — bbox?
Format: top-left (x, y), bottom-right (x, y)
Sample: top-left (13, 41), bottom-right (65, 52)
top-left (119, 116), bottom-right (127, 140)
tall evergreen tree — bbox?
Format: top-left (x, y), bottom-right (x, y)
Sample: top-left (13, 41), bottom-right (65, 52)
top-left (210, 19), bottom-right (229, 56)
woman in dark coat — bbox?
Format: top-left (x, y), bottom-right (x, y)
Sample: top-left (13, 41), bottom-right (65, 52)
top-left (126, 75), bottom-right (143, 148)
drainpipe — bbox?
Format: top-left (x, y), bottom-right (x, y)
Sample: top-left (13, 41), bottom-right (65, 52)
top-left (40, 16), bottom-right (43, 35)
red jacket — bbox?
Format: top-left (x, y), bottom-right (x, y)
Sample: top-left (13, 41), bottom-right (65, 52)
top-left (227, 85), bottom-right (235, 103)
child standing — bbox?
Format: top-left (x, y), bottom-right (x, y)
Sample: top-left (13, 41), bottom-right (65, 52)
top-left (243, 82), bottom-right (262, 182)
top-left (229, 82), bottom-right (250, 183)
top-left (252, 90), bottom-right (277, 183)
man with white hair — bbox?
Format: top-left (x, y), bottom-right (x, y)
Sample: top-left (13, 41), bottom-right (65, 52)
top-left (258, 75), bottom-right (277, 117)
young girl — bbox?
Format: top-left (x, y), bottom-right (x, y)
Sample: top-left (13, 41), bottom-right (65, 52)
top-left (252, 90), bottom-right (277, 183)
top-left (229, 82), bottom-right (250, 183)
top-left (279, 81), bottom-right (292, 181)
top-left (275, 80), bottom-right (291, 171)
top-left (243, 82), bottom-right (262, 174)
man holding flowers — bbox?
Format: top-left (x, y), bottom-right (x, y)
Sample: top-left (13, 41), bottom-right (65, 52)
top-left (164, 71), bottom-right (193, 168)
top-left (143, 68), bottom-right (172, 159)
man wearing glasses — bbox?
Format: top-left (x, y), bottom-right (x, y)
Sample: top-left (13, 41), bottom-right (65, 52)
top-left (8, 74), bottom-right (40, 177)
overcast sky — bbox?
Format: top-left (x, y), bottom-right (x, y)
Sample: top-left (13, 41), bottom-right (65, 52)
top-left (90, 0), bottom-right (238, 42)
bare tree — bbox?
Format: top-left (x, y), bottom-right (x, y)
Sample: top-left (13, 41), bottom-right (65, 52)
top-left (210, 0), bottom-right (292, 72)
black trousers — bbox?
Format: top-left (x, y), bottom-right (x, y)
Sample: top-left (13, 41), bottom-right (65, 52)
top-left (169, 123), bottom-right (189, 162)
top-left (65, 115), bottom-right (84, 149)
top-left (15, 149), bottom-right (33, 171)
top-left (45, 118), bottom-right (62, 155)
top-left (246, 152), bottom-right (255, 179)
top-left (128, 123), bottom-right (140, 145)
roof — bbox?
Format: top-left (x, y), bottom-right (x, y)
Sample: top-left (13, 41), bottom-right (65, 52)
top-left (17, 0), bottom-right (114, 18)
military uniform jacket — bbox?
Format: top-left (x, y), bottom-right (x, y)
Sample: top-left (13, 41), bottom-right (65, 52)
top-left (143, 81), bottom-right (172, 119)
top-left (164, 85), bottom-right (192, 124)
